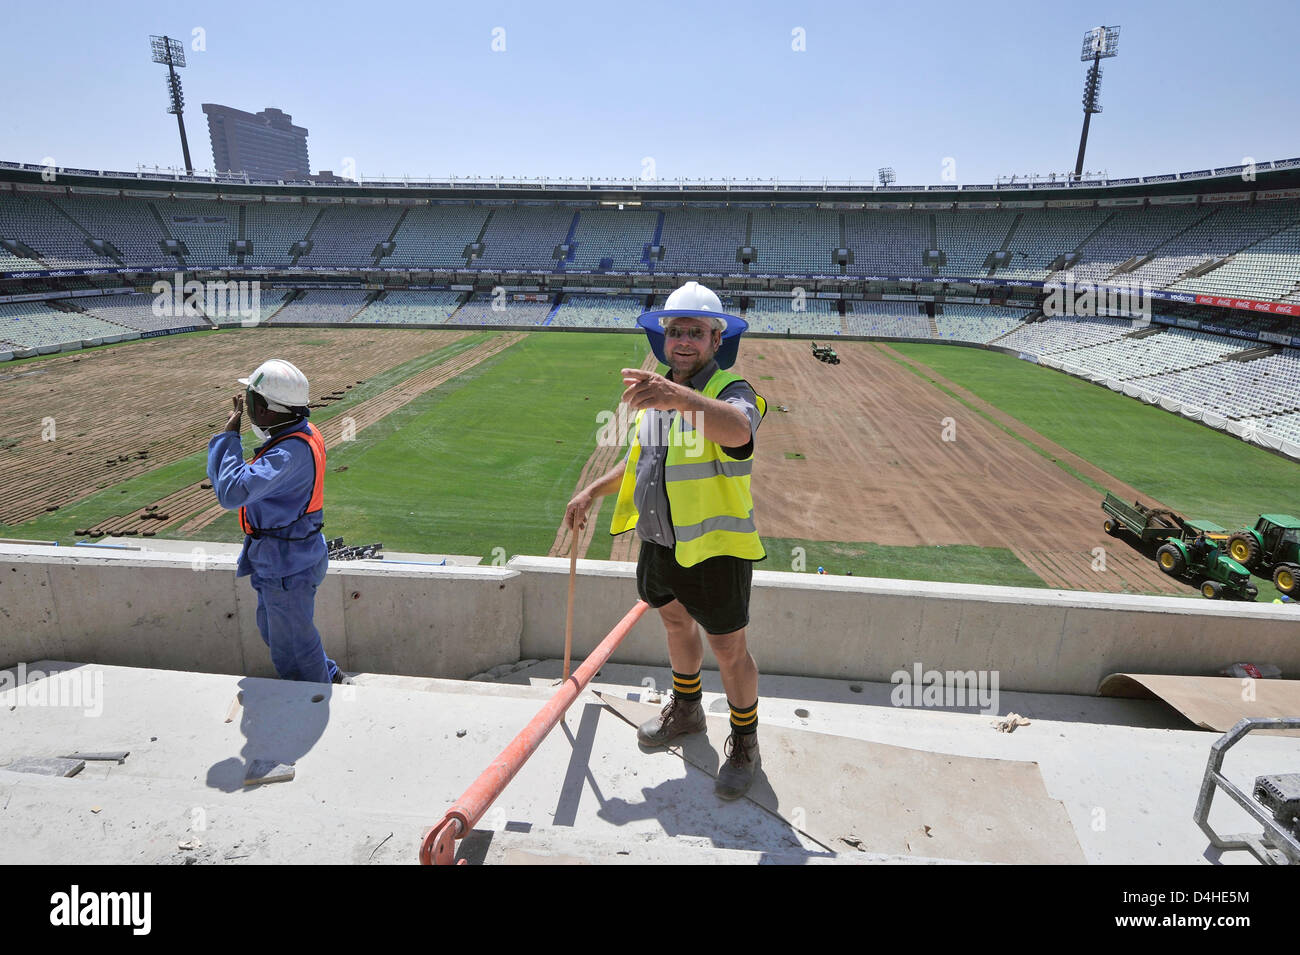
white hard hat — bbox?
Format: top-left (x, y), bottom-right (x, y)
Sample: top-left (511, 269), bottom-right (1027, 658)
top-left (239, 359), bottom-right (310, 412)
top-left (659, 281), bottom-right (727, 332)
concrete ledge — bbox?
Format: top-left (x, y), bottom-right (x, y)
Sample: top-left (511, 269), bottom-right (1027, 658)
top-left (3, 543), bottom-right (1298, 694)
top-left (0, 543), bottom-right (521, 680)
top-left (508, 556), bottom-right (1300, 695)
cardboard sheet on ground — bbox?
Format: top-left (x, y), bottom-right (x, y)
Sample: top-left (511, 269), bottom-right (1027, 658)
top-left (1099, 674), bottom-right (1300, 737)
top-left (595, 692), bottom-right (1084, 864)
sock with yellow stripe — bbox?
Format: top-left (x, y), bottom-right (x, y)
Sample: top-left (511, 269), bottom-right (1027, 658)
top-left (671, 670), bottom-right (703, 702)
top-left (729, 699), bottom-right (758, 736)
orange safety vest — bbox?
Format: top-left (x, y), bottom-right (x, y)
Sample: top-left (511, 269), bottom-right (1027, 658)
top-left (238, 423), bottom-right (326, 539)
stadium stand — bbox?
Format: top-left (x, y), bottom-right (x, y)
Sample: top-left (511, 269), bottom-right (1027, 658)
top-left (0, 193), bottom-right (116, 269)
top-left (77, 292), bottom-right (210, 332)
top-left (657, 207), bottom-right (748, 274)
top-left (212, 288), bottom-right (293, 327)
top-left (449, 293), bottom-right (554, 326)
top-left (994, 315), bottom-right (1137, 355)
top-left (934, 304), bottom-right (1030, 344)
top-left (549, 294), bottom-right (644, 329)
top-left (242, 201), bottom-right (322, 267)
top-left (1049, 326), bottom-right (1247, 380)
top-left (1246, 409), bottom-right (1300, 445)
top-left (158, 200), bottom-right (240, 267)
top-left (386, 204), bottom-right (490, 269)
top-left (0, 300), bottom-right (131, 347)
top-left (749, 209), bottom-right (840, 274)
top-left (842, 300), bottom-right (932, 338)
top-left (997, 208), bottom-right (1113, 280)
top-left (53, 195), bottom-right (171, 267)
top-left (1126, 348), bottom-right (1300, 418)
top-left (1124, 201), bottom-right (1300, 289)
top-left (844, 211), bottom-right (929, 275)
top-left (744, 295), bottom-right (841, 334)
top-left (1172, 217), bottom-right (1300, 301)
top-left (567, 210), bottom-right (659, 272)
top-left (295, 204), bottom-right (403, 267)
top-left (1046, 205), bottom-right (1208, 285)
top-left (935, 211), bottom-right (1016, 276)
top-left (268, 289), bottom-right (372, 323)
top-left (353, 290), bottom-right (465, 324)
top-left (474, 206), bottom-right (575, 271)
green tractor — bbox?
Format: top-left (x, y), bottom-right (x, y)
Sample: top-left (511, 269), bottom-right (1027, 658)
top-left (1223, 514), bottom-right (1300, 598)
top-left (811, 342), bottom-right (840, 365)
top-left (1155, 520), bottom-right (1258, 601)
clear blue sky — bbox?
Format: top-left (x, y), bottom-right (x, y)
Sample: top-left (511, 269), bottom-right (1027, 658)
top-left (2, 0), bottom-right (1297, 184)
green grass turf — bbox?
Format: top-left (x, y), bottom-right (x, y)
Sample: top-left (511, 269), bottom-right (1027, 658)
top-left (0, 331), bottom-right (496, 542)
top-left (197, 332), bottom-right (649, 561)
top-left (884, 343), bottom-right (1300, 531)
top-left (762, 537), bottom-right (1048, 588)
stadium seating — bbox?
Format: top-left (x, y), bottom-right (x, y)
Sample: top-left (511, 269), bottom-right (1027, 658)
top-left (567, 210), bottom-right (659, 272)
top-left (934, 211), bottom-right (1016, 276)
top-left (1046, 205), bottom-right (1208, 285)
top-left (994, 315), bottom-right (1136, 355)
top-left (53, 195), bottom-right (172, 267)
top-left (844, 211), bottom-right (929, 275)
top-left (268, 289), bottom-right (372, 323)
top-left (744, 296), bottom-right (841, 334)
top-left (842, 300), bottom-right (932, 338)
top-left (1125, 201), bottom-right (1300, 290)
top-left (448, 293), bottom-right (554, 326)
top-left (1172, 218), bottom-right (1300, 301)
top-left (657, 208), bottom-right (748, 274)
top-left (933, 304), bottom-right (1030, 344)
top-left (1050, 327), bottom-right (1246, 380)
top-left (77, 292), bottom-right (211, 332)
top-left (997, 208), bottom-right (1112, 281)
top-left (295, 204), bottom-right (403, 267)
top-left (242, 202), bottom-right (322, 267)
top-left (0, 193), bottom-right (116, 269)
top-left (748, 209), bottom-right (840, 274)
top-left (353, 290), bottom-right (465, 324)
top-left (475, 206), bottom-right (575, 271)
top-left (0, 300), bottom-right (132, 347)
top-left (549, 294), bottom-right (644, 329)
top-left (1128, 348), bottom-right (1300, 418)
top-left (386, 205), bottom-right (491, 269)
top-left (158, 200), bottom-right (241, 267)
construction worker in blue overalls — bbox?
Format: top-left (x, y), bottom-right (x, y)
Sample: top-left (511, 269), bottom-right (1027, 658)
top-left (207, 358), bottom-right (346, 684)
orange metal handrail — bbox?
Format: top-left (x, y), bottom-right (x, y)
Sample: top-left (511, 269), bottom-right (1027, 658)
top-left (419, 600), bottom-right (650, 865)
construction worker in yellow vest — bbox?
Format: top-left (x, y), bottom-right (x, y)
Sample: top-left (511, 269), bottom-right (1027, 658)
top-left (565, 281), bottom-right (766, 799)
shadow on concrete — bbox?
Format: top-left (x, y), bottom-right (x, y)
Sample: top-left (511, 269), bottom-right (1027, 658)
top-left (205, 675), bottom-right (335, 793)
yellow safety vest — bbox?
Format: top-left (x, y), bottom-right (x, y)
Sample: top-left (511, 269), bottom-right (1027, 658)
top-left (609, 369), bottom-right (766, 568)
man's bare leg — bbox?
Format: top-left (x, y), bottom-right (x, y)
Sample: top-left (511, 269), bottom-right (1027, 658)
top-left (636, 599), bottom-right (706, 745)
top-left (704, 627), bottom-right (758, 709)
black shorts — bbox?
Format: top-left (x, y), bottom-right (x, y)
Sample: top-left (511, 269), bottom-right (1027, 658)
top-left (636, 540), bottom-right (753, 635)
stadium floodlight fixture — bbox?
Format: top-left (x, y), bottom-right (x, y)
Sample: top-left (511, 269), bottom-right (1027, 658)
top-left (1073, 25), bottom-right (1120, 181)
top-left (877, 167), bottom-right (896, 187)
top-left (149, 34), bottom-right (193, 176)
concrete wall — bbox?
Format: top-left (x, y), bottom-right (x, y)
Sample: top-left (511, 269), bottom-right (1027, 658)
top-left (0, 544), bottom-right (520, 680)
top-left (510, 556), bottom-right (1300, 696)
top-left (2, 543), bottom-right (1298, 694)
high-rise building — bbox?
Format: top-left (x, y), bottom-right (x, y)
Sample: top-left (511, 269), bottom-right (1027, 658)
top-left (202, 104), bottom-right (310, 179)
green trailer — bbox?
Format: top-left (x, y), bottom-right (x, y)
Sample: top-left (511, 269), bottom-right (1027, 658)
top-left (1224, 514), bottom-right (1300, 598)
top-left (1100, 493), bottom-right (1185, 543)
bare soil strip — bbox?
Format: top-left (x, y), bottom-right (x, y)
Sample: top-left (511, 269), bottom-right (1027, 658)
top-left (91, 333), bottom-right (525, 537)
top-left (0, 328), bottom-right (474, 527)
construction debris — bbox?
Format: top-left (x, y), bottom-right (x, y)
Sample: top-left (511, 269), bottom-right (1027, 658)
top-left (993, 713), bottom-right (1031, 733)
top-left (244, 760), bottom-right (295, 786)
top-left (6, 756), bottom-right (85, 777)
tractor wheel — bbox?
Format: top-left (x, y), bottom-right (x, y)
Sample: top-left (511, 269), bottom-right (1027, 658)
top-left (1274, 565), bottom-right (1300, 598)
top-left (1103, 518), bottom-right (1120, 537)
top-left (1156, 543), bottom-right (1185, 577)
top-left (1200, 580), bottom-right (1222, 599)
top-left (1227, 532), bottom-right (1261, 570)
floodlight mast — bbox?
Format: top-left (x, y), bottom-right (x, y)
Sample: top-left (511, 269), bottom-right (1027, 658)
top-left (878, 166), bottom-right (896, 187)
top-left (150, 35), bottom-right (193, 175)
top-left (1073, 25), bottom-right (1120, 181)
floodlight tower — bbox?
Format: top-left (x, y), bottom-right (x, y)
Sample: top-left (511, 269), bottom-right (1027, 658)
top-left (1073, 25), bottom-right (1120, 181)
top-left (878, 167), bottom-right (896, 187)
top-left (150, 35), bottom-right (193, 175)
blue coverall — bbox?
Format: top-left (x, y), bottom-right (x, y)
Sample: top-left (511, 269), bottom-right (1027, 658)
top-left (207, 420), bottom-right (338, 683)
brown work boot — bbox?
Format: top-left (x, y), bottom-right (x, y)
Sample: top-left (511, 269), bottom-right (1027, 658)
top-left (715, 732), bottom-right (760, 800)
top-left (636, 695), bottom-right (706, 746)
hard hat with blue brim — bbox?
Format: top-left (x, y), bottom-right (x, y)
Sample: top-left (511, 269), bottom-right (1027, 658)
top-left (638, 281), bottom-right (748, 370)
